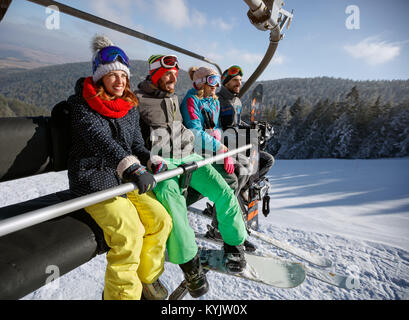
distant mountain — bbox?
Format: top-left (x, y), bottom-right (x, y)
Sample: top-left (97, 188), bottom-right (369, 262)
top-left (240, 77), bottom-right (409, 114)
top-left (0, 60), bottom-right (192, 111)
top-left (0, 44), bottom-right (70, 70)
top-left (1, 60), bottom-right (408, 113)
top-left (0, 61), bottom-right (408, 159)
top-left (0, 93), bottom-right (49, 117)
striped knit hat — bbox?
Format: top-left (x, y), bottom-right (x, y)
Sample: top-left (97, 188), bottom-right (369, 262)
top-left (148, 54), bottom-right (179, 85)
top-left (221, 65), bottom-right (243, 86)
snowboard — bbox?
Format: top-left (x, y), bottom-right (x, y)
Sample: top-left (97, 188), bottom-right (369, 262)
top-left (189, 206), bottom-right (332, 268)
top-left (250, 83), bottom-right (263, 123)
top-left (199, 248), bottom-right (306, 289)
top-left (194, 232), bottom-right (357, 290)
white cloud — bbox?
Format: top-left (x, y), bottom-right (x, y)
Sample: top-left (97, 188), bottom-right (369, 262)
top-left (228, 50), bottom-right (284, 66)
top-left (241, 52), bottom-right (264, 64)
top-left (191, 8), bottom-right (206, 28)
top-left (152, 0), bottom-right (231, 31)
top-left (271, 54), bottom-right (285, 65)
top-left (344, 37), bottom-right (401, 65)
top-left (153, 0), bottom-right (190, 29)
top-left (89, 0), bottom-right (134, 27)
top-left (211, 18), bottom-right (233, 31)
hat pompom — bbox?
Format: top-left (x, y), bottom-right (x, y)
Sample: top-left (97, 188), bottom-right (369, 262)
top-left (90, 35), bottom-right (130, 83)
top-left (188, 66), bottom-right (198, 81)
top-left (92, 35), bottom-right (114, 54)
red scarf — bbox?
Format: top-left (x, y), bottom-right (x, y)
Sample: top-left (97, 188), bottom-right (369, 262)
top-left (82, 77), bottom-right (133, 118)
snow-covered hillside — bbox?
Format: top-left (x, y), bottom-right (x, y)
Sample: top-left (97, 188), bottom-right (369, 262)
top-left (0, 159), bottom-right (408, 300)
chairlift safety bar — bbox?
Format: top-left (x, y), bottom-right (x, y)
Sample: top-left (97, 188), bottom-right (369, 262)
top-left (25, 0), bottom-right (223, 74)
top-left (0, 144), bottom-right (251, 238)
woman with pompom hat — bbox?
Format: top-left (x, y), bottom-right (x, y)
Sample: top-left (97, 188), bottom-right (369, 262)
top-left (67, 35), bottom-right (172, 300)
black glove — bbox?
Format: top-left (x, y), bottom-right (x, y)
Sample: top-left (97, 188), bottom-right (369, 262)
top-left (122, 164), bottom-right (156, 194)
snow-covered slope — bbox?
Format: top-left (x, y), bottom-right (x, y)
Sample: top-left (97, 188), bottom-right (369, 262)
top-left (1, 159), bottom-right (408, 300)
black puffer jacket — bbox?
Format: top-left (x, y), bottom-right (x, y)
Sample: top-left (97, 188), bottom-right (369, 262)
top-left (67, 77), bottom-right (151, 197)
top-left (218, 85), bottom-right (250, 130)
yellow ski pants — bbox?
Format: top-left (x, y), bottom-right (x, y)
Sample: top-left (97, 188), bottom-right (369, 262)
top-left (85, 190), bottom-right (172, 300)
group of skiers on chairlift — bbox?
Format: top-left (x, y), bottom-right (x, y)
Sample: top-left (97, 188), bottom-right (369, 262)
top-left (67, 35), bottom-right (274, 300)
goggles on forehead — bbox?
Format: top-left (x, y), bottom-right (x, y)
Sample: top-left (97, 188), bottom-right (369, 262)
top-left (195, 74), bottom-right (221, 87)
top-left (149, 55), bottom-right (179, 71)
top-left (221, 65), bottom-right (243, 81)
top-left (92, 46), bottom-right (130, 74)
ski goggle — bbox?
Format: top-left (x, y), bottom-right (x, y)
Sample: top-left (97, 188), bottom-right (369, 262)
top-left (195, 74), bottom-right (221, 87)
top-left (149, 55), bottom-right (179, 71)
top-left (93, 46), bottom-right (130, 74)
top-left (221, 65), bottom-right (243, 82)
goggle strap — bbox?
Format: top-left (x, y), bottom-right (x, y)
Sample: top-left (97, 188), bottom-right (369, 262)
top-left (195, 75), bottom-right (220, 87)
top-left (149, 61), bottom-right (162, 71)
top-left (194, 77), bottom-right (206, 86)
top-left (149, 56), bottom-right (178, 71)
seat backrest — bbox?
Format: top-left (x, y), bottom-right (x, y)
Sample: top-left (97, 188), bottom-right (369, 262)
top-left (0, 100), bottom-right (73, 182)
top-left (0, 116), bottom-right (52, 182)
top-left (50, 101), bottom-right (72, 171)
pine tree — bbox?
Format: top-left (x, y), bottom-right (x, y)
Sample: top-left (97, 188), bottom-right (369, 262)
top-left (346, 86), bottom-right (359, 103)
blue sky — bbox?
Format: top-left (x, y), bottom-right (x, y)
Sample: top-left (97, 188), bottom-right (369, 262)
top-left (1, 0), bottom-right (408, 81)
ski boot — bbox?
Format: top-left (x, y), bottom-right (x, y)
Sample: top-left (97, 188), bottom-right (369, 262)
top-left (142, 278), bottom-right (168, 300)
top-left (223, 242), bottom-right (246, 273)
top-left (179, 253), bottom-right (209, 298)
top-left (101, 279), bottom-right (168, 300)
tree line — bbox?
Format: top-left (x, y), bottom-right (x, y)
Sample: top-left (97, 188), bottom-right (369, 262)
top-left (260, 86), bottom-right (409, 159)
top-left (1, 61), bottom-right (408, 158)
top-left (0, 93), bottom-right (50, 117)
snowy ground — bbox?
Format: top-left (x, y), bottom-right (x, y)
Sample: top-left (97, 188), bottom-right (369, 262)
top-left (1, 158), bottom-right (408, 300)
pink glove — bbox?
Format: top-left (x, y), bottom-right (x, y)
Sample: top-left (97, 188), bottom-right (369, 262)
top-left (210, 129), bottom-right (221, 141)
top-left (224, 156), bottom-right (235, 174)
top-left (218, 145), bottom-right (235, 174)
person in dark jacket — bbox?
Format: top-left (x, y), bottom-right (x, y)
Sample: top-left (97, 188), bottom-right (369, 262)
top-left (67, 36), bottom-right (172, 300)
top-left (180, 66), bottom-right (256, 252)
top-left (219, 65), bottom-right (275, 191)
top-left (135, 54), bottom-right (248, 299)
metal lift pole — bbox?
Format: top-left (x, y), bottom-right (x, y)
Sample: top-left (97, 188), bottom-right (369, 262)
top-left (25, 0), bottom-right (223, 74)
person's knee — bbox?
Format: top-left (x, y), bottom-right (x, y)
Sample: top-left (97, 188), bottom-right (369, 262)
top-left (159, 211), bottom-right (173, 234)
top-left (263, 152), bottom-right (275, 167)
top-left (268, 154), bottom-right (275, 167)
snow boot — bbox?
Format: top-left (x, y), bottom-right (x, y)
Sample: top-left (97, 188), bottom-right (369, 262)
top-left (243, 239), bottom-right (257, 252)
top-left (205, 223), bottom-right (223, 240)
top-left (179, 253), bottom-right (209, 298)
top-left (142, 278), bottom-right (168, 300)
top-left (206, 224), bottom-right (257, 253)
top-left (223, 242), bottom-right (246, 273)
top-left (240, 187), bottom-right (249, 204)
top-left (203, 202), bottom-right (215, 218)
